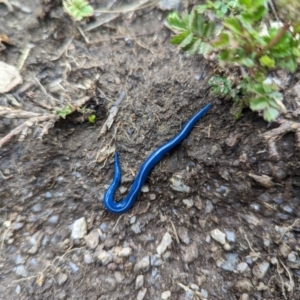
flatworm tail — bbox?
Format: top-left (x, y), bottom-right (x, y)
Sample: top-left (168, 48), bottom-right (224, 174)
top-left (103, 103), bottom-right (211, 213)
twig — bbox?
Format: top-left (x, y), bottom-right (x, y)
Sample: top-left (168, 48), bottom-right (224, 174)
top-left (256, 23), bottom-right (290, 57)
top-left (169, 219), bottom-right (180, 245)
top-left (278, 218), bottom-right (300, 242)
top-left (0, 115), bottom-right (56, 148)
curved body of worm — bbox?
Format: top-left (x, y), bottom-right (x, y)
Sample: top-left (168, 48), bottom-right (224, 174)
top-left (103, 103), bottom-right (211, 214)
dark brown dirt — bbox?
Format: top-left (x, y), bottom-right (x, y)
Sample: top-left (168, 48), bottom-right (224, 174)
top-left (1, 1), bottom-right (300, 300)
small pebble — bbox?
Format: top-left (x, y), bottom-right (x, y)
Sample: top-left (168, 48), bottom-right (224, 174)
top-left (141, 185), bottom-right (149, 192)
top-left (71, 217), bottom-right (87, 239)
top-left (252, 261), bottom-right (270, 279)
top-left (157, 232), bottom-right (172, 255)
top-left (161, 290), bottom-right (171, 299)
top-left (57, 273), bottom-right (68, 286)
top-left (210, 228), bottom-right (226, 245)
top-left (84, 229), bottom-right (99, 249)
top-left (137, 288), bottom-right (147, 300)
top-left (205, 201), bottom-right (214, 214)
top-left (182, 243), bottom-right (199, 263)
top-left (44, 191), bottom-right (52, 199)
top-left (183, 199), bottom-right (194, 208)
top-left (225, 230), bottom-right (236, 243)
top-left (118, 247), bottom-right (132, 257)
top-left (48, 215), bottom-right (59, 224)
top-left (135, 275), bottom-right (144, 289)
top-left (134, 256), bottom-right (150, 272)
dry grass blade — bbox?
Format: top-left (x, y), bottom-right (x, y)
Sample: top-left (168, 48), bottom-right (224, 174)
top-left (0, 115), bottom-right (57, 148)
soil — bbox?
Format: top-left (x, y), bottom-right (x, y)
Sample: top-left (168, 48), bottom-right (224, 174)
top-left (1, 1), bottom-right (300, 300)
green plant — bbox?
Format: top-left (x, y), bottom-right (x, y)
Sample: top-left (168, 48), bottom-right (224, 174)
top-left (63, 0), bottom-right (94, 21)
top-left (88, 114), bottom-right (96, 123)
top-left (167, 0), bottom-right (300, 121)
top-left (55, 105), bottom-right (72, 119)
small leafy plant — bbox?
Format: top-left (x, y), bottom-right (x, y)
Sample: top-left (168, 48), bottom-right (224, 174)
top-left (63, 0), bottom-right (94, 21)
top-left (166, 0), bottom-right (300, 121)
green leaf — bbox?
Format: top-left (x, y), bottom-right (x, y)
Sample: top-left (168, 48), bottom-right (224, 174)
top-left (269, 91), bottom-right (283, 102)
top-left (292, 47), bottom-right (300, 57)
top-left (278, 57), bottom-right (298, 72)
top-left (170, 31), bottom-right (190, 45)
top-left (212, 32), bottom-right (230, 48)
top-left (263, 106), bottom-right (279, 122)
top-left (187, 38), bottom-right (202, 54)
top-left (223, 18), bottom-right (243, 35)
top-left (203, 22), bottom-right (216, 38)
top-left (179, 32), bottom-right (194, 48)
top-left (239, 57), bottom-right (254, 67)
top-left (167, 12), bottom-right (186, 31)
top-left (238, 0), bottom-right (252, 8)
top-left (57, 105), bottom-right (72, 118)
top-left (259, 55), bottom-right (275, 68)
top-left (196, 5), bottom-right (207, 14)
top-left (196, 13), bottom-right (205, 36)
top-left (88, 114), bottom-right (96, 123)
top-left (249, 97), bottom-right (268, 110)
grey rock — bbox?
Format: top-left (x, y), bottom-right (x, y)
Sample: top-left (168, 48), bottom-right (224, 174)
top-left (170, 171), bottom-right (190, 193)
top-left (178, 227), bottom-right (190, 245)
top-left (235, 279), bottom-right (253, 293)
top-left (131, 222), bottom-right (141, 234)
top-left (157, 232), bottom-right (172, 255)
top-left (141, 185), bottom-right (149, 192)
top-left (57, 273), bottom-right (68, 286)
top-left (84, 252), bottom-right (94, 264)
top-left (71, 217), bottom-right (87, 239)
top-left (114, 271), bottom-right (125, 283)
top-left (252, 261), bottom-right (270, 279)
top-left (182, 243), bottom-right (199, 263)
top-left (11, 222), bottom-right (24, 231)
top-left (210, 228), bottom-right (226, 245)
top-left (137, 288), bottom-right (147, 300)
top-left (237, 262), bottom-right (249, 273)
top-left (68, 262), bottom-right (79, 273)
top-left (278, 242), bottom-right (290, 258)
top-left (158, 0), bottom-right (181, 11)
top-left (32, 203), bottom-right (42, 212)
top-left (225, 230), bottom-right (236, 243)
top-left (161, 290), bottom-right (171, 299)
top-left (45, 191), bottom-right (52, 199)
top-left (221, 253), bottom-right (238, 271)
top-left (150, 254), bottom-right (163, 267)
top-left (288, 251), bottom-right (297, 262)
top-left (97, 250), bottom-right (113, 266)
top-left (14, 265), bottom-right (28, 277)
top-left (205, 200), bottom-right (214, 214)
top-left (84, 229), bottom-right (99, 249)
top-left (135, 274), bottom-right (144, 289)
top-left (48, 215), bottom-right (59, 224)
top-left (239, 294), bottom-right (249, 300)
top-left (15, 254), bottom-right (25, 265)
top-left (201, 289), bottom-right (208, 299)
top-left (130, 216), bottom-right (136, 224)
top-left (15, 285), bottom-right (21, 294)
top-left (183, 199), bottom-right (194, 208)
top-left (134, 256), bottom-right (150, 272)
top-left (118, 247), bottom-right (132, 257)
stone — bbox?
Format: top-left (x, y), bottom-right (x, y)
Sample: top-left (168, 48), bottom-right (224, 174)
top-left (161, 290), bottom-right (171, 299)
top-left (57, 273), bottom-right (68, 286)
top-left (157, 232), bottom-right (172, 255)
top-left (97, 250), bottom-right (113, 266)
top-left (178, 227), bottom-right (190, 245)
top-left (137, 288), bottom-right (147, 300)
top-left (71, 217), bottom-right (87, 239)
top-left (182, 243), bottom-right (199, 263)
top-left (134, 256), bottom-right (150, 272)
top-left (84, 229), bottom-right (99, 249)
top-left (135, 275), bottom-right (144, 290)
top-left (235, 279), bottom-right (253, 293)
top-left (210, 229), bottom-right (226, 245)
top-left (183, 199), bottom-right (194, 208)
top-left (118, 247), bottom-right (132, 257)
top-left (252, 261), bottom-right (270, 279)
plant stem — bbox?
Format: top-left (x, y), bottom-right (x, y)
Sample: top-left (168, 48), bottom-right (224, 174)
top-left (256, 23), bottom-right (290, 57)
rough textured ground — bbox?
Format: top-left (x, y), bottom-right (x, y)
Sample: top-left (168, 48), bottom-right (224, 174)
top-left (1, 1), bottom-right (300, 300)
